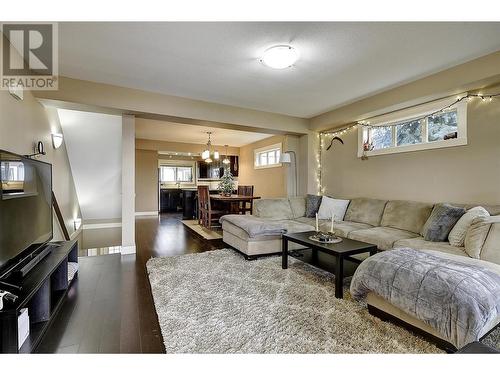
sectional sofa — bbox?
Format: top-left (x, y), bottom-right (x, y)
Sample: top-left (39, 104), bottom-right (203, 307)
top-left (221, 196), bottom-right (500, 264)
top-left (221, 196), bottom-right (500, 351)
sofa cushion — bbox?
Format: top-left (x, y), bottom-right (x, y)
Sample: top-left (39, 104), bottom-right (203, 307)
top-left (305, 194), bottom-right (322, 218)
top-left (380, 200), bottom-right (433, 234)
top-left (421, 203), bottom-right (465, 242)
top-left (448, 206), bottom-right (490, 247)
top-left (317, 196), bottom-right (350, 220)
top-left (394, 237), bottom-right (467, 257)
top-left (464, 216), bottom-right (495, 259)
top-left (348, 227), bottom-right (419, 250)
top-left (344, 198), bottom-right (388, 226)
top-left (319, 220), bottom-right (372, 237)
top-left (222, 219), bottom-right (314, 241)
top-left (464, 204), bottom-right (500, 216)
top-left (289, 197), bottom-right (306, 218)
top-left (480, 218), bottom-right (500, 265)
top-left (253, 198), bottom-right (293, 220)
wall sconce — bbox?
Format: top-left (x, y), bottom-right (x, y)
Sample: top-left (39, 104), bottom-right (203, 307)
top-left (74, 218), bottom-right (82, 230)
top-left (52, 133), bottom-right (63, 149)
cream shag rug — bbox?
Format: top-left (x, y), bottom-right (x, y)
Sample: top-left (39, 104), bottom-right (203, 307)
top-left (146, 249), bottom-right (497, 353)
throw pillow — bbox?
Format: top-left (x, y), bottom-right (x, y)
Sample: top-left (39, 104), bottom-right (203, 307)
top-left (317, 196), bottom-right (350, 221)
top-left (448, 206), bottom-right (490, 247)
top-left (464, 217), bottom-right (492, 259)
top-left (305, 194), bottom-right (322, 218)
top-left (421, 203), bottom-right (466, 242)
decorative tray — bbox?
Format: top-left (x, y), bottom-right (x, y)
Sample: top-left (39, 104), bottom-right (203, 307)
top-left (308, 232), bottom-right (343, 244)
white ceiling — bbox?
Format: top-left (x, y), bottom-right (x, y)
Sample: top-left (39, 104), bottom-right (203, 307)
top-left (135, 119), bottom-right (272, 147)
top-left (58, 109), bottom-right (122, 221)
top-left (58, 22), bottom-right (500, 118)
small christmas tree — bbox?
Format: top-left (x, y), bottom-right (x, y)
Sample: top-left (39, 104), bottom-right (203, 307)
top-left (218, 166), bottom-right (235, 196)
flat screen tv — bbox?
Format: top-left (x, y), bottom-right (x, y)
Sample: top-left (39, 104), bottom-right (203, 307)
top-left (0, 150), bottom-right (53, 277)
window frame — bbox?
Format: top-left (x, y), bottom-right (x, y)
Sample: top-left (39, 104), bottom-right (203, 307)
top-left (159, 164), bottom-right (194, 183)
top-left (254, 143), bottom-right (282, 169)
top-left (357, 99), bottom-right (467, 158)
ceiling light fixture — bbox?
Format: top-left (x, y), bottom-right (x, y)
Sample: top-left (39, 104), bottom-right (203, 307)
top-left (222, 145), bottom-right (230, 165)
top-left (261, 45), bottom-right (299, 69)
top-left (202, 132), bottom-right (219, 163)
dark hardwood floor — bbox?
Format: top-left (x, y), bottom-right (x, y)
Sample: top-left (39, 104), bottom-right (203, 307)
top-left (37, 213), bottom-right (224, 353)
top-left (37, 213), bottom-right (349, 353)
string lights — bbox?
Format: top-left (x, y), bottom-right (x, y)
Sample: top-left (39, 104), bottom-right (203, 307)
top-left (315, 91), bottom-right (500, 195)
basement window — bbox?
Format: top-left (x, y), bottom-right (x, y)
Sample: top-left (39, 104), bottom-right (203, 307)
top-left (358, 98), bottom-right (467, 157)
top-left (254, 143), bottom-right (282, 169)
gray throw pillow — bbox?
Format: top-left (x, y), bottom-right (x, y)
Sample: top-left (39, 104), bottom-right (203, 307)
top-left (422, 203), bottom-right (466, 242)
top-left (305, 194), bottom-right (322, 218)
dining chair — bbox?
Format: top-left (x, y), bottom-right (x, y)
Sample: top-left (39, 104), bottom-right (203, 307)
top-left (237, 185), bottom-right (254, 215)
top-left (197, 186), bottom-right (225, 229)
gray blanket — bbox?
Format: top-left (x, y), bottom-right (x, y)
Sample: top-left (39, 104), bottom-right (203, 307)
top-left (219, 215), bottom-right (287, 238)
top-left (350, 248), bottom-right (500, 349)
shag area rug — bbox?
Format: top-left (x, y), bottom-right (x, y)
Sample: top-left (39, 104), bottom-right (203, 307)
top-left (146, 249), bottom-right (499, 353)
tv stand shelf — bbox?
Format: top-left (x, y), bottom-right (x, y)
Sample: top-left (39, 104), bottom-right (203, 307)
top-left (0, 240), bottom-right (78, 353)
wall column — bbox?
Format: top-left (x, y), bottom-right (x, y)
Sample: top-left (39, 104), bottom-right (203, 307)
top-left (121, 114), bottom-right (136, 254)
top-left (299, 131), bottom-right (320, 195)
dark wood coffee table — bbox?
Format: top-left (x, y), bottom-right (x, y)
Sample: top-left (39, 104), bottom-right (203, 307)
top-left (282, 231), bottom-right (377, 299)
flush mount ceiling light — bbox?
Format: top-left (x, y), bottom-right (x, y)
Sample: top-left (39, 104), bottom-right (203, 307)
top-left (261, 45), bottom-right (299, 69)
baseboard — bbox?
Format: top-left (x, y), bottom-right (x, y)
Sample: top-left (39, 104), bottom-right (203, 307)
top-left (120, 245), bottom-right (136, 255)
top-left (82, 222), bottom-right (122, 230)
top-left (135, 211), bottom-right (158, 216)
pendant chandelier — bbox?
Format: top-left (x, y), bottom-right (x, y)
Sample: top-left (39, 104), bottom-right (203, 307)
top-left (222, 144), bottom-right (230, 165)
top-left (201, 132), bottom-right (219, 164)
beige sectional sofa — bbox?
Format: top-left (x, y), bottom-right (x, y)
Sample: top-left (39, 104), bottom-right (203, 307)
top-left (221, 196), bottom-right (500, 264)
top-left (222, 196), bottom-right (500, 351)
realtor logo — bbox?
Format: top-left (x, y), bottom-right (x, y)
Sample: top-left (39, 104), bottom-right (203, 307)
top-left (1, 22), bottom-right (58, 90)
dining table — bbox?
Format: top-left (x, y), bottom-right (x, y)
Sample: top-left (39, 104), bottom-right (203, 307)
top-left (209, 194), bottom-right (261, 214)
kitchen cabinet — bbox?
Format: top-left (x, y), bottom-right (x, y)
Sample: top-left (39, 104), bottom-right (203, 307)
top-left (160, 189), bottom-right (182, 212)
top-left (197, 156), bottom-right (238, 179)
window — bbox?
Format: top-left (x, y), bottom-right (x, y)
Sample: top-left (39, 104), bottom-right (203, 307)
top-left (1, 161), bottom-right (25, 182)
top-left (428, 111), bottom-right (458, 142)
top-left (160, 165), bottom-right (193, 183)
top-left (358, 99), bottom-right (466, 157)
top-left (254, 143), bottom-right (282, 169)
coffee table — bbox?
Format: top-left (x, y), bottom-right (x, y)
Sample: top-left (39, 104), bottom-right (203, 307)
top-left (282, 231), bottom-right (377, 299)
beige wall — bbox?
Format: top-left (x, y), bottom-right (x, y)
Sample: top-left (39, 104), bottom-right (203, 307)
top-left (321, 85), bottom-right (500, 205)
top-left (311, 51), bottom-right (500, 131)
top-left (135, 149), bottom-right (159, 213)
top-left (238, 135), bottom-right (287, 198)
top-left (0, 88), bottom-right (82, 240)
top-left (35, 76), bottom-right (309, 135)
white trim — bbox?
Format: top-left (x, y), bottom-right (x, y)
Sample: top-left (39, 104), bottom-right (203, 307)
top-left (120, 245), bottom-right (136, 255)
top-left (135, 211), bottom-right (158, 216)
top-left (82, 222), bottom-right (122, 230)
top-left (69, 226), bottom-right (83, 241)
top-left (358, 99), bottom-right (467, 157)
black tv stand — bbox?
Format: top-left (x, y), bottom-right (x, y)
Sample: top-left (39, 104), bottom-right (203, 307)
top-left (0, 240), bottom-right (78, 353)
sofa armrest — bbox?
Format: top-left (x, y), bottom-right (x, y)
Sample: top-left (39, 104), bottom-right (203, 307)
top-left (479, 218), bottom-right (500, 265)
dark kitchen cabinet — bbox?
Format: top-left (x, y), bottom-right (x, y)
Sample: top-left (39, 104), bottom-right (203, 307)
top-left (197, 156), bottom-right (238, 179)
top-left (229, 155), bottom-right (239, 177)
top-left (182, 189), bottom-right (197, 219)
top-left (160, 189), bottom-right (182, 212)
